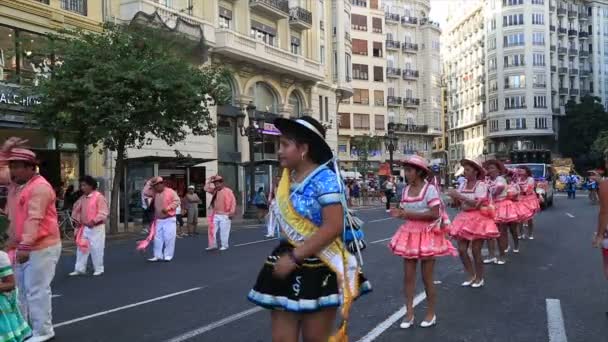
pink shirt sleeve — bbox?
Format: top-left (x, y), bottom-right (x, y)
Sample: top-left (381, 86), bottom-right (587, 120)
top-left (166, 189), bottom-right (180, 211)
top-left (94, 194), bottom-right (109, 223)
top-left (21, 185), bottom-right (54, 247)
top-left (225, 189), bottom-right (236, 215)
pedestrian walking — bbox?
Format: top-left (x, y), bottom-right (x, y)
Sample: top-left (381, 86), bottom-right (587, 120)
top-left (588, 171), bottom-right (600, 204)
top-left (138, 177), bottom-right (180, 262)
top-left (265, 180), bottom-right (278, 238)
top-left (69, 175), bottom-right (109, 277)
top-left (448, 159), bottom-right (499, 288)
top-left (484, 160), bottom-right (518, 265)
top-left (566, 171), bottom-right (578, 199)
top-left (0, 138), bottom-right (61, 342)
top-left (0, 237), bottom-right (31, 342)
top-left (253, 187), bottom-right (268, 223)
top-left (206, 175), bottom-right (236, 251)
top-left (247, 116), bottom-right (370, 342)
top-left (383, 177), bottom-right (395, 212)
top-left (184, 185), bottom-right (201, 236)
top-left (389, 155), bottom-right (455, 329)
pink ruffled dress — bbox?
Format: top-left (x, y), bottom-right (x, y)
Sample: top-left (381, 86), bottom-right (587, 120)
top-left (450, 180), bottom-right (500, 241)
top-left (488, 176), bottom-right (519, 224)
top-left (519, 177), bottom-right (540, 216)
top-left (507, 182), bottom-right (532, 222)
top-left (389, 182), bottom-right (456, 259)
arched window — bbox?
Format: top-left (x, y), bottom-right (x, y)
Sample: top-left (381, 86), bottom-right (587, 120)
top-left (289, 92), bottom-right (303, 118)
top-left (251, 82), bottom-right (277, 113)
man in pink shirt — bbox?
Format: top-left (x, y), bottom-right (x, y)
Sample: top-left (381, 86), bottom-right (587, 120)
top-left (147, 177), bottom-right (180, 262)
top-left (0, 137), bottom-right (61, 342)
top-left (69, 175), bottom-right (109, 276)
top-left (206, 175), bottom-right (236, 251)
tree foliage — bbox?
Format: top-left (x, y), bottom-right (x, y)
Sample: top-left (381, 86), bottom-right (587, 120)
top-left (592, 130), bottom-right (608, 155)
top-left (350, 135), bottom-right (382, 176)
top-left (559, 96), bottom-right (608, 171)
top-left (30, 23), bottom-right (230, 233)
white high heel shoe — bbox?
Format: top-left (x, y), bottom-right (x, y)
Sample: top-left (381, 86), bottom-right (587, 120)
top-left (471, 279), bottom-right (485, 288)
top-left (420, 315), bottom-right (437, 328)
top-left (399, 316), bottom-right (415, 329)
top-left (461, 278), bottom-right (475, 287)
top-left (483, 257), bottom-right (497, 264)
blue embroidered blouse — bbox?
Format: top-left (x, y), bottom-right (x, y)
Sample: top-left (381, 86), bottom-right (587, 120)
top-left (289, 165), bottom-right (343, 227)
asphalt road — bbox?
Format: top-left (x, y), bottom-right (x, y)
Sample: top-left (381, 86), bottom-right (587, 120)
top-left (49, 193), bottom-right (607, 342)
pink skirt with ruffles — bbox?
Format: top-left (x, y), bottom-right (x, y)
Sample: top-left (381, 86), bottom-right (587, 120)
top-left (494, 199), bottom-right (519, 224)
top-left (389, 220), bottom-right (456, 259)
top-left (511, 199), bottom-right (534, 222)
top-left (520, 194), bottom-right (540, 215)
top-left (449, 210), bottom-right (500, 241)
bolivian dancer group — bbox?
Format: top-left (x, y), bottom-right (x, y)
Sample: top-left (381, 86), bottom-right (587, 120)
top-left (244, 115), bottom-right (541, 340)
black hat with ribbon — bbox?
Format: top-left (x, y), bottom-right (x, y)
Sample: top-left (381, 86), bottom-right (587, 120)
top-left (273, 116), bottom-right (333, 165)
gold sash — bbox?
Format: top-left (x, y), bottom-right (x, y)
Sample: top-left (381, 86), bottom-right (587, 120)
top-left (272, 168), bottom-right (359, 342)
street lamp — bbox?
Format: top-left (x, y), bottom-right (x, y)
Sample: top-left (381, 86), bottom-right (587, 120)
top-left (237, 101), bottom-right (265, 219)
top-left (384, 122), bottom-right (398, 176)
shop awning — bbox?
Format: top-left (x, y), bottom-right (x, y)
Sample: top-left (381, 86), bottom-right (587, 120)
top-left (126, 156), bottom-right (215, 168)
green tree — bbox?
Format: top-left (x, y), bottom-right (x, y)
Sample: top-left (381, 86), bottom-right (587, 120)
top-left (30, 23), bottom-right (229, 233)
top-left (559, 96), bottom-right (608, 170)
top-left (592, 130), bottom-right (608, 156)
top-left (350, 135), bottom-right (382, 177)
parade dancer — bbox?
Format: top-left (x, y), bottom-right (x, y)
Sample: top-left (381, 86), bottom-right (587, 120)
top-left (389, 155), bottom-right (455, 329)
top-left (69, 175), bottom-right (109, 276)
top-left (248, 116), bottom-right (370, 342)
top-left (593, 150), bottom-right (608, 280)
top-left (0, 138), bottom-right (61, 342)
top-left (206, 176), bottom-right (236, 251)
top-left (517, 167), bottom-right (539, 239)
top-left (484, 160), bottom-right (518, 265)
top-left (505, 169), bottom-right (525, 253)
top-left (448, 159), bottom-right (499, 288)
top-left (0, 242), bottom-right (31, 342)
top-left (139, 177), bottom-right (180, 262)
top-left (203, 178), bottom-right (216, 250)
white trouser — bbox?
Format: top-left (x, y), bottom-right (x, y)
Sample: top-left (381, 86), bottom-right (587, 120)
top-left (154, 217), bottom-right (177, 260)
top-left (213, 214), bottom-right (231, 248)
top-left (16, 243), bottom-right (61, 338)
top-left (74, 225), bottom-right (106, 273)
top-left (266, 212), bottom-right (275, 237)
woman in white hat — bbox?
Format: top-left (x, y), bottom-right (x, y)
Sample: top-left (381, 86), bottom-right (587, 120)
top-left (389, 155), bottom-right (455, 329)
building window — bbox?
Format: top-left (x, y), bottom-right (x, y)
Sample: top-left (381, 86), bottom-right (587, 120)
top-left (504, 75), bottom-right (526, 88)
top-left (325, 97), bottom-right (329, 121)
top-left (488, 37), bottom-right (496, 50)
top-left (503, 33), bottom-right (525, 47)
top-left (60, 0), bottom-right (87, 15)
top-left (372, 17), bottom-right (382, 34)
top-left (490, 18), bottom-right (496, 30)
top-left (0, 26), bottom-right (17, 83)
top-left (353, 89), bottom-right (370, 104)
top-left (504, 54), bottom-right (525, 68)
top-left (372, 41), bottom-right (383, 57)
top-left (504, 95), bottom-right (526, 109)
top-left (320, 45), bottom-right (325, 64)
top-left (352, 39), bottom-right (368, 55)
top-left (289, 92), bottom-right (303, 118)
top-left (489, 57), bottom-right (498, 71)
top-left (489, 119), bottom-right (499, 132)
top-left (489, 79), bottom-right (498, 92)
top-left (219, 7), bottom-right (232, 29)
top-left (353, 113), bottom-right (370, 130)
top-left (353, 64), bottom-right (369, 80)
top-left (374, 115), bottom-right (385, 130)
top-left (370, 0), bottom-right (378, 9)
top-left (532, 53), bottom-right (545, 66)
top-left (373, 66), bottom-right (383, 82)
top-left (251, 21), bottom-right (276, 46)
top-left (533, 73), bottom-right (546, 87)
top-left (503, 0), bottom-right (523, 6)
top-left (531, 0), bottom-right (544, 4)
top-left (339, 113), bottom-right (351, 129)
top-left (319, 95), bottom-right (323, 120)
top-left (290, 36), bottom-right (301, 55)
top-left (503, 14), bottom-right (524, 26)
top-left (374, 90), bottom-right (384, 106)
top-left (532, 13), bottom-right (544, 25)
top-left (534, 95), bottom-right (547, 108)
top-left (535, 117), bottom-right (548, 128)
top-left (352, 0), bottom-right (367, 8)
top-left (532, 32), bottom-right (545, 46)
top-left (351, 14), bottom-right (367, 31)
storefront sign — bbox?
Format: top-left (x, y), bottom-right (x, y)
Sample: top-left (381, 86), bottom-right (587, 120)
top-left (262, 122), bottom-right (281, 136)
top-left (0, 86), bottom-right (41, 108)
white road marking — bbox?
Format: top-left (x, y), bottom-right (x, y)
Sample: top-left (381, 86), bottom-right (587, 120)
top-left (235, 238), bottom-right (278, 247)
top-left (53, 287), bottom-right (203, 328)
top-left (356, 292), bottom-right (427, 342)
top-left (371, 237), bottom-right (392, 244)
top-left (368, 217), bottom-right (394, 223)
top-left (565, 213), bottom-right (575, 218)
top-left (164, 306), bottom-right (263, 342)
top-left (546, 298), bottom-right (568, 342)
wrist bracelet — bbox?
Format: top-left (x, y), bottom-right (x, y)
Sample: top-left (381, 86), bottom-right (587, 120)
top-left (288, 250), bottom-right (302, 267)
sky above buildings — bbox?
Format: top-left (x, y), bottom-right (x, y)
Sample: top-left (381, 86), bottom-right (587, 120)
top-left (430, 0), bottom-right (480, 28)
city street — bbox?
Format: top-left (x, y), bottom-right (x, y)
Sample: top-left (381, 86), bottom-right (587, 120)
top-left (50, 194), bottom-right (607, 342)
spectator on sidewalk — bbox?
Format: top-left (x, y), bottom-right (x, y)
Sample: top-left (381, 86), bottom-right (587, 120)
top-left (383, 177), bottom-right (395, 212)
top-left (185, 186), bottom-right (201, 236)
top-left (206, 175), bottom-right (236, 251)
top-left (253, 187), bottom-right (268, 224)
top-left (69, 175), bottom-right (109, 277)
top-left (395, 177), bottom-right (405, 202)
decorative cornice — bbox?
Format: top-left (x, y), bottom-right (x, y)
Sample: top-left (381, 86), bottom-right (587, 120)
top-left (2, 0), bottom-right (103, 33)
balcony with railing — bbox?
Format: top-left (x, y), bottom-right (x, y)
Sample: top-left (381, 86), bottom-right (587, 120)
top-left (550, 25), bottom-right (556, 32)
top-left (579, 11), bottom-right (589, 20)
top-left (402, 42), bottom-right (418, 53)
top-left (569, 68), bottom-right (578, 75)
top-left (570, 88), bottom-right (579, 95)
top-left (559, 87), bottom-right (569, 95)
top-left (61, 0), bottom-right (87, 15)
top-left (385, 12), bottom-right (400, 24)
top-left (387, 96), bottom-right (402, 107)
top-left (579, 50), bottom-right (589, 58)
top-left (557, 27), bottom-right (567, 35)
top-left (289, 6), bottom-right (312, 30)
top-left (568, 48), bottom-right (578, 56)
top-left (579, 31), bottom-right (589, 39)
top-left (580, 69), bottom-right (590, 77)
top-left (558, 47), bottom-right (567, 55)
top-left (550, 45), bottom-right (556, 52)
top-left (403, 98), bottom-right (420, 108)
top-left (533, 83), bottom-right (547, 88)
top-left (557, 7), bottom-right (567, 16)
top-left (386, 40), bottom-right (401, 50)
top-left (392, 123), bottom-right (428, 134)
top-left (568, 29), bottom-right (578, 37)
top-left (402, 69), bottom-right (419, 79)
top-left (551, 65), bottom-right (557, 72)
top-left (558, 67), bottom-right (568, 74)
top-left (387, 67), bottom-right (401, 78)
top-left (401, 16), bottom-right (418, 26)
top-left (568, 9), bottom-right (578, 18)
top-left (249, 0), bottom-right (289, 19)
